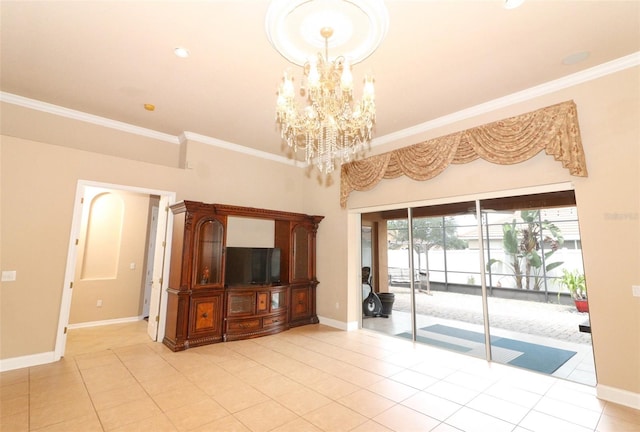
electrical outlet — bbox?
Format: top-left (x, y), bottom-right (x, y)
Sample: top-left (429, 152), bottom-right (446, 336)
top-left (97, 299), bottom-right (103, 307)
top-left (1, 271), bottom-right (16, 282)
top-left (632, 286), bottom-right (640, 297)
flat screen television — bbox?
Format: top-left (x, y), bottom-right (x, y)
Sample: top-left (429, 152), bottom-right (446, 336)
top-left (224, 247), bottom-right (281, 286)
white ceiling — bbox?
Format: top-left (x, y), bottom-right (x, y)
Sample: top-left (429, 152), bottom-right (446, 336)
top-left (1, 1), bottom-right (639, 159)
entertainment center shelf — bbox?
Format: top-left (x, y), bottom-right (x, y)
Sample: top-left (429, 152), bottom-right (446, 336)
top-left (163, 201), bottom-right (323, 351)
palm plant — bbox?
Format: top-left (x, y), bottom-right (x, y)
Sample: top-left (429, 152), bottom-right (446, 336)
top-left (557, 269), bottom-right (587, 300)
top-left (487, 210), bottom-right (564, 290)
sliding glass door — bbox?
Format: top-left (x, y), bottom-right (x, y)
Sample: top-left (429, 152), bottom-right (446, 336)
top-left (407, 209), bottom-right (490, 360)
top-left (360, 190), bottom-right (594, 385)
top-left (362, 202), bottom-right (489, 358)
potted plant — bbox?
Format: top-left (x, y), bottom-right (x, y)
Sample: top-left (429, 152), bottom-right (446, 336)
top-left (558, 269), bottom-right (588, 312)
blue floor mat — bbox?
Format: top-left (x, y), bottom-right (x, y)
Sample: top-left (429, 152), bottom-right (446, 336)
top-left (397, 324), bottom-right (577, 374)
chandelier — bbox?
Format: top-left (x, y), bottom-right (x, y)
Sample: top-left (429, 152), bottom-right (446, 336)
top-left (275, 26), bottom-right (376, 174)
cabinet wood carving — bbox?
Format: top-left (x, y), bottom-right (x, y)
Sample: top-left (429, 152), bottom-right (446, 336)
top-left (163, 201), bottom-right (323, 351)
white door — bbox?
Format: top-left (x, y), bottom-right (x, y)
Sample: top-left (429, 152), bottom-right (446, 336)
top-left (142, 205), bottom-right (159, 317)
top-left (147, 196), bottom-right (170, 341)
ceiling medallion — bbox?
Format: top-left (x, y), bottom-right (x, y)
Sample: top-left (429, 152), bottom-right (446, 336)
top-left (265, 0), bottom-right (388, 66)
top-left (266, 0), bottom-right (389, 174)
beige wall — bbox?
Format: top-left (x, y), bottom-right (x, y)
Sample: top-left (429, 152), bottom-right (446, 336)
top-left (0, 66), bottom-right (638, 399)
top-left (69, 188), bottom-right (151, 324)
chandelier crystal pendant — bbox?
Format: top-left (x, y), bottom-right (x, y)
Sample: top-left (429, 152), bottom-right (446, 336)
top-left (276, 27), bottom-right (375, 174)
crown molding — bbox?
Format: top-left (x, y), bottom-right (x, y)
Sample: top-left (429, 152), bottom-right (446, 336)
top-left (181, 131), bottom-right (298, 167)
top-left (371, 51), bottom-right (640, 147)
top-left (2, 51), bottom-right (638, 164)
top-left (0, 92), bottom-right (180, 144)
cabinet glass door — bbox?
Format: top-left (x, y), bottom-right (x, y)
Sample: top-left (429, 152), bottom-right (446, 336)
top-left (271, 290), bottom-right (286, 311)
top-left (292, 225), bottom-right (310, 281)
top-left (195, 218), bottom-right (224, 286)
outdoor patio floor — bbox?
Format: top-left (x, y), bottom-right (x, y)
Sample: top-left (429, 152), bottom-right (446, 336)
top-left (362, 288), bottom-right (596, 386)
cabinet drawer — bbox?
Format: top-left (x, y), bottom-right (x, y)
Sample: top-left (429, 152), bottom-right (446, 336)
top-left (227, 318), bottom-right (261, 332)
top-left (263, 314), bottom-right (286, 328)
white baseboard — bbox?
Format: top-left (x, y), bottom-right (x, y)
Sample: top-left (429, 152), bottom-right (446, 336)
top-left (0, 351), bottom-right (57, 372)
top-left (317, 316), bottom-right (359, 331)
top-left (1, 316), bottom-right (145, 372)
top-left (346, 320), bottom-right (359, 331)
top-left (597, 384), bottom-right (640, 410)
top-left (67, 315), bottom-right (143, 329)
top-left (317, 316), bottom-right (347, 330)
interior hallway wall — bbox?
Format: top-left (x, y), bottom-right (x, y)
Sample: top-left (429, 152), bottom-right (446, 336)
top-left (69, 188), bottom-right (151, 324)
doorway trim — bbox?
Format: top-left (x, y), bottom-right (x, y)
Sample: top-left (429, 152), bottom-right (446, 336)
top-left (54, 180), bottom-right (176, 360)
top-left (142, 204), bottom-right (160, 318)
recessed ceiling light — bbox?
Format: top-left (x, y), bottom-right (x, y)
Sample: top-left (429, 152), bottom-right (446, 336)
top-left (562, 51), bottom-right (590, 65)
top-left (504, 0), bottom-right (525, 9)
top-left (174, 47), bottom-right (189, 58)
top-left (144, 103), bottom-right (155, 111)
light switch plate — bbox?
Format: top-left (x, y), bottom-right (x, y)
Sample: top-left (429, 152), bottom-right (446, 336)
top-left (632, 285), bottom-right (640, 297)
top-left (1, 271), bottom-right (17, 282)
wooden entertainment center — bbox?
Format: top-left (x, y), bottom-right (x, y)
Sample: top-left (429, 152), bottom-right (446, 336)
top-left (162, 201), bottom-right (323, 351)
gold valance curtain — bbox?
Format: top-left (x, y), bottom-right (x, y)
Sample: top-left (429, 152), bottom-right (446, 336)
top-left (340, 100), bottom-right (588, 208)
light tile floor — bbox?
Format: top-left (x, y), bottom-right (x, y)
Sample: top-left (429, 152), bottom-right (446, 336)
top-left (364, 289), bottom-right (597, 386)
top-left (363, 310), bottom-right (596, 386)
top-left (2, 321), bottom-right (639, 432)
